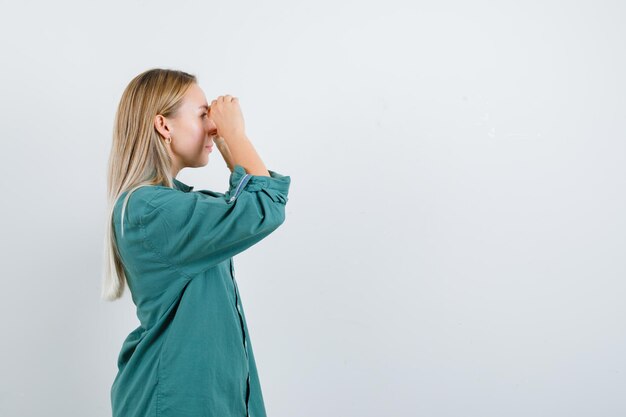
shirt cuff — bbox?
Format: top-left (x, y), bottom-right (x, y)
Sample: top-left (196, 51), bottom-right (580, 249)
top-left (226, 164), bottom-right (291, 204)
top-left (228, 164), bottom-right (291, 195)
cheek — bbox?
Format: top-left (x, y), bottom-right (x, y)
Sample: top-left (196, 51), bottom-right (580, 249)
top-left (193, 122), bottom-right (206, 139)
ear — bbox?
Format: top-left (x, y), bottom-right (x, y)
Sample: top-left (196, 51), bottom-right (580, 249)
top-left (154, 114), bottom-right (172, 139)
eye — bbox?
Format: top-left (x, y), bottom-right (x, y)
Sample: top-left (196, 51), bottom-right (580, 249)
top-left (201, 113), bottom-right (208, 118)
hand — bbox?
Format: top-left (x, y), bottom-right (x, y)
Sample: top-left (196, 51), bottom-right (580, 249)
top-left (209, 95), bottom-right (246, 141)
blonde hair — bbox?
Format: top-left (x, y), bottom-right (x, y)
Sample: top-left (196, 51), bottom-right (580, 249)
top-left (101, 68), bottom-right (197, 301)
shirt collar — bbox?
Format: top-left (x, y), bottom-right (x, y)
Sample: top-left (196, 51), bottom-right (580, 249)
top-left (172, 177), bottom-right (194, 192)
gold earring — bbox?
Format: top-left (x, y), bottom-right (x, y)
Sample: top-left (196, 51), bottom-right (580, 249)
top-left (165, 136), bottom-right (172, 144)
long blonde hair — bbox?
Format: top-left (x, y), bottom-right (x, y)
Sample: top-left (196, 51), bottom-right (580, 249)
top-left (101, 68), bottom-right (197, 301)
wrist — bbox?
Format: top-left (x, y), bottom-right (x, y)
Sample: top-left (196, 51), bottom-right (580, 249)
top-left (223, 132), bottom-right (249, 143)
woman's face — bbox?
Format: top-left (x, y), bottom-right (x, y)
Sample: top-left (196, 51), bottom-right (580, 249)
top-left (155, 83), bottom-right (218, 176)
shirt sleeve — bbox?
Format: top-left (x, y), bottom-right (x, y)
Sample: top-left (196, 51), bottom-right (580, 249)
top-left (140, 164), bottom-right (291, 279)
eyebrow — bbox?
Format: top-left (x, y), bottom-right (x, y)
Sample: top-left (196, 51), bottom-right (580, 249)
top-left (198, 105), bottom-right (210, 110)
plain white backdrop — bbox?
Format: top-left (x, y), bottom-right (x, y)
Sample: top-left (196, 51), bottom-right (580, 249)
top-left (1, 0), bottom-right (625, 416)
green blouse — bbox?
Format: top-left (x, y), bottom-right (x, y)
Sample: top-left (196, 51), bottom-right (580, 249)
top-left (110, 164), bottom-right (291, 417)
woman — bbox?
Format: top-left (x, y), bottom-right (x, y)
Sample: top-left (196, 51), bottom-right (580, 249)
top-left (101, 68), bottom-right (291, 417)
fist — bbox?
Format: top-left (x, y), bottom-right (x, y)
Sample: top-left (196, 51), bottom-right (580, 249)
top-left (209, 95), bottom-right (246, 140)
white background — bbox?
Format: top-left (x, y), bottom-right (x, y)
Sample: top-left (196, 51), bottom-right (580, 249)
top-left (1, 1), bottom-right (625, 416)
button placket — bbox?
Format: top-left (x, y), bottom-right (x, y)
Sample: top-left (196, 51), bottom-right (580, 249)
top-left (230, 258), bottom-right (251, 416)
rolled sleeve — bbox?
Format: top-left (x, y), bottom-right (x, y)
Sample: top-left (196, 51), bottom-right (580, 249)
top-left (226, 164), bottom-right (290, 204)
top-left (140, 164), bottom-right (291, 279)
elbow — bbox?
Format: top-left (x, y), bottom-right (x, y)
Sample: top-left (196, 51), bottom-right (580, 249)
top-left (272, 204), bottom-right (286, 229)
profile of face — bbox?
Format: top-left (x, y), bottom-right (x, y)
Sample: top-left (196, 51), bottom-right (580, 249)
top-left (154, 83), bottom-right (218, 177)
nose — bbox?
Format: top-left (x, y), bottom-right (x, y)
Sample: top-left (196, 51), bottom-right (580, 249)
top-left (206, 118), bottom-right (217, 135)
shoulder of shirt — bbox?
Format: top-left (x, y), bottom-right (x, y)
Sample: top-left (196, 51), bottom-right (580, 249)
top-left (113, 185), bottom-right (188, 225)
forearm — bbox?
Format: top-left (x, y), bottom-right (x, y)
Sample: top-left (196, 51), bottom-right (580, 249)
top-left (214, 136), bottom-right (235, 172)
top-left (220, 134), bottom-right (270, 177)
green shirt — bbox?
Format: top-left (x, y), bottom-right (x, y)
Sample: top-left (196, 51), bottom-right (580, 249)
top-left (110, 164), bottom-right (291, 417)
